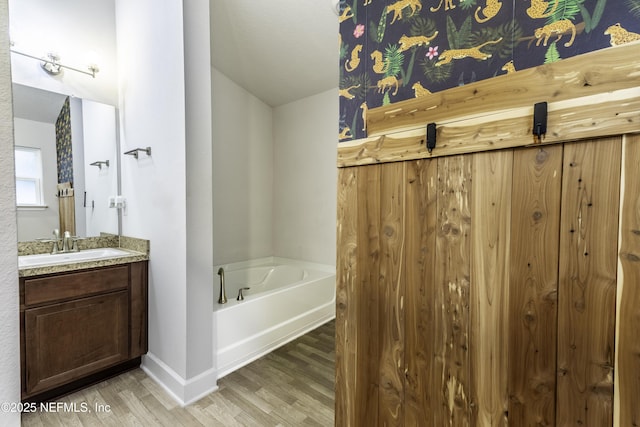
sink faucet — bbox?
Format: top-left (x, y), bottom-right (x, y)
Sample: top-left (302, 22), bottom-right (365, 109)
top-left (61, 231), bottom-right (80, 253)
top-left (42, 229), bottom-right (81, 254)
top-left (62, 231), bottom-right (71, 252)
top-left (51, 229), bottom-right (61, 254)
top-left (217, 267), bottom-right (227, 304)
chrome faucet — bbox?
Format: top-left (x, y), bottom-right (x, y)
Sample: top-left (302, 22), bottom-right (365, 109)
top-left (40, 229), bottom-right (80, 254)
top-left (61, 231), bottom-right (80, 253)
top-left (217, 267), bottom-right (227, 304)
top-left (62, 231), bottom-right (71, 252)
top-left (59, 231), bottom-right (80, 253)
top-left (237, 287), bottom-right (250, 301)
top-left (51, 229), bottom-right (61, 254)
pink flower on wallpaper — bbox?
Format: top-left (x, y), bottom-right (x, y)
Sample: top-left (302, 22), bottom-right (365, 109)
top-left (427, 46), bottom-right (439, 60)
top-left (353, 24), bottom-right (365, 38)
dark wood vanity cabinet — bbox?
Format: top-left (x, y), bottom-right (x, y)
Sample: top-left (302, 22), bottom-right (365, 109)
top-left (19, 261), bottom-right (148, 401)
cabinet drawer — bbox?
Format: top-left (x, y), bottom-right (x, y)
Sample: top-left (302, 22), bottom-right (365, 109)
top-left (23, 266), bottom-right (129, 306)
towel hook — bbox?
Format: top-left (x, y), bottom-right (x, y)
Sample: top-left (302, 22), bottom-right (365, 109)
top-left (89, 160), bottom-right (109, 169)
top-left (124, 147), bottom-right (152, 159)
top-left (533, 102), bottom-right (548, 144)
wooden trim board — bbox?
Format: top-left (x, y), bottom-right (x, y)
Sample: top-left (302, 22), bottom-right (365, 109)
top-left (338, 42), bottom-right (640, 168)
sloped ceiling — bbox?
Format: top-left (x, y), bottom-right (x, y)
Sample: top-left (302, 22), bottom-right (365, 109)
top-left (12, 83), bottom-right (67, 124)
top-left (210, 0), bottom-right (339, 107)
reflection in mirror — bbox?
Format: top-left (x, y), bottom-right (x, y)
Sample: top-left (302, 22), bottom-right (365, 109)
top-left (13, 83), bottom-right (120, 241)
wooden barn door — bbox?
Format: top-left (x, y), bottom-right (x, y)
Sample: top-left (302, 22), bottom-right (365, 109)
top-left (335, 135), bottom-right (640, 426)
top-left (556, 138), bottom-right (621, 425)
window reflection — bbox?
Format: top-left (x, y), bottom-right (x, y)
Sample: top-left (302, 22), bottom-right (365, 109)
top-left (15, 146), bottom-right (44, 206)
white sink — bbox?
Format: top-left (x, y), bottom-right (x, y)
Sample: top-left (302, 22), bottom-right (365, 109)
top-left (19, 248), bottom-right (133, 268)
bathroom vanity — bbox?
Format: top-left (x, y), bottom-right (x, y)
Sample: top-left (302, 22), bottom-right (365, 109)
top-left (18, 236), bottom-right (149, 402)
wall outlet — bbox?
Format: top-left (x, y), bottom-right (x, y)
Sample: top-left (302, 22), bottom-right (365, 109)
top-left (109, 195), bottom-right (126, 209)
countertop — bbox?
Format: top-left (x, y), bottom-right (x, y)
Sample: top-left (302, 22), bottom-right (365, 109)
top-left (18, 234), bottom-right (150, 278)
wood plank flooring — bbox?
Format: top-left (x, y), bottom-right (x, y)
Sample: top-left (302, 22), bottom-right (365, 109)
top-left (21, 320), bottom-right (335, 427)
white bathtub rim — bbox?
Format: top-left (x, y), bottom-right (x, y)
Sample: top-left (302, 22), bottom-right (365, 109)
top-left (214, 271), bottom-right (333, 312)
top-left (213, 257), bottom-right (335, 312)
top-left (214, 256), bottom-right (336, 275)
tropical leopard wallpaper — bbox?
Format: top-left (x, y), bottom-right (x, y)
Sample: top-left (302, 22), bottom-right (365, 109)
top-left (55, 97), bottom-right (73, 185)
top-left (339, 0), bottom-right (640, 141)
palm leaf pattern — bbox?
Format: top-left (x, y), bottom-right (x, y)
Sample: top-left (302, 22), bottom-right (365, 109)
top-left (447, 15), bottom-right (474, 48)
top-left (626, 0), bottom-right (640, 18)
top-left (410, 16), bottom-right (437, 38)
top-left (459, 0), bottom-right (478, 11)
top-left (369, 8), bottom-right (388, 43)
top-left (340, 74), bottom-right (369, 100)
top-left (470, 21), bottom-right (522, 60)
top-left (544, 42), bottom-right (561, 63)
top-left (337, 0), bottom-right (636, 141)
top-left (420, 56), bottom-right (453, 83)
top-left (546, 0), bottom-right (585, 24)
top-left (579, 0), bottom-right (606, 33)
top-left (383, 44), bottom-right (404, 78)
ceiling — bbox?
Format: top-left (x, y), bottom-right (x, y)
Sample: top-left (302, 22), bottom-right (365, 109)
top-left (12, 83), bottom-right (68, 124)
top-left (11, 1), bottom-right (339, 116)
top-left (210, 0), bottom-right (339, 107)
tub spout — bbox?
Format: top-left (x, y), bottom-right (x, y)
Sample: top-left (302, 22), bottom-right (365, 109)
top-left (237, 287), bottom-right (250, 301)
top-left (217, 267), bottom-right (227, 304)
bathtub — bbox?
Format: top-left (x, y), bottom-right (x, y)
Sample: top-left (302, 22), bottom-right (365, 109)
top-left (213, 257), bottom-right (335, 379)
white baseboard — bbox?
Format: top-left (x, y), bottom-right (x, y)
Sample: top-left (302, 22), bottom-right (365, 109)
top-left (141, 353), bottom-right (219, 407)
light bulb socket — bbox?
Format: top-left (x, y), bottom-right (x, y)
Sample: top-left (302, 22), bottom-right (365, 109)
top-left (88, 64), bottom-right (100, 77)
top-left (41, 53), bottom-right (62, 75)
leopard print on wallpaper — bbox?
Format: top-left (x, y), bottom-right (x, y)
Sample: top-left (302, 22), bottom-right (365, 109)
top-left (339, 0), bottom-right (640, 141)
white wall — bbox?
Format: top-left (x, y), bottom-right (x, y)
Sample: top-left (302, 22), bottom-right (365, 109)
top-left (116, 0), bottom-right (188, 390)
top-left (116, 0), bottom-right (216, 405)
top-left (211, 74), bottom-right (338, 268)
top-left (212, 68), bottom-right (274, 266)
top-left (8, 0), bottom-right (118, 106)
top-left (183, 0), bottom-right (215, 393)
top-left (273, 89), bottom-right (338, 266)
top-left (14, 118), bottom-right (59, 240)
top-left (81, 100), bottom-right (118, 236)
top-left (0, 0), bottom-right (21, 425)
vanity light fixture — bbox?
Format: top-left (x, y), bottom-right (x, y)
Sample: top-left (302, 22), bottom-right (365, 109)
top-left (41, 53), bottom-right (62, 75)
top-left (10, 48), bottom-right (100, 78)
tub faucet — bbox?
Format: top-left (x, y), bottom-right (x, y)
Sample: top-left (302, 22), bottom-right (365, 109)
top-left (237, 287), bottom-right (250, 301)
top-left (217, 267), bottom-right (227, 304)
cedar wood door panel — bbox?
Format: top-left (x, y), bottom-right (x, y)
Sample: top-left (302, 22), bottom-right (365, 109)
top-left (335, 137), bottom-right (636, 426)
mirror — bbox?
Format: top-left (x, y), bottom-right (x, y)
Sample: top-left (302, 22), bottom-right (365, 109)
top-left (8, 0), bottom-right (119, 242)
top-left (13, 83), bottom-right (120, 241)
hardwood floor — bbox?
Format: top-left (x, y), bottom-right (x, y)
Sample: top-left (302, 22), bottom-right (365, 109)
top-left (21, 320), bottom-right (335, 426)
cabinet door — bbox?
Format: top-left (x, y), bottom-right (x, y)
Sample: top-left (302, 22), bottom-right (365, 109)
top-left (24, 291), bottom-right (129, 395)
top-left (130, 261), bottom-right (148, 357)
